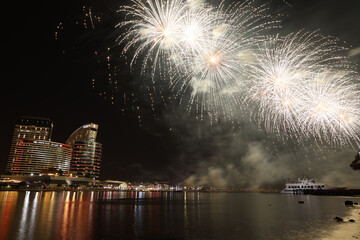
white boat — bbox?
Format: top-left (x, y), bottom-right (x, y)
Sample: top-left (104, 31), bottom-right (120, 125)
top-left (281, 178), bottom-right (340, 194)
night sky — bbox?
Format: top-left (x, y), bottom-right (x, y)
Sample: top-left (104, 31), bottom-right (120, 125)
top-left (1, 0), bottom-right (360, 186)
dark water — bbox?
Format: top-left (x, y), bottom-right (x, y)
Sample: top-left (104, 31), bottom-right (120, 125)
top-left (0, 191), bottom-right (357, 240)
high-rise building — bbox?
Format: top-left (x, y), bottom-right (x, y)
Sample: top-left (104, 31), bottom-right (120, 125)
top-left (11, 139), bottom-right (71, 175)
top-left (6, 117), bottom-right (53, 173)
top-left (66, 123), bottom-right (102, 179)
top-left (66, 123), bottom-right (98, 146)
top-left (70, 141), bottom-right (102, 179)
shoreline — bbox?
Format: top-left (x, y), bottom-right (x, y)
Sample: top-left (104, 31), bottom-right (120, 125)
top-left (2, 189), bottom-right (360, 197)
top-left (321, 204), bottom-right (360, 240)
top-left (0, 188), bottom-right (281, 193)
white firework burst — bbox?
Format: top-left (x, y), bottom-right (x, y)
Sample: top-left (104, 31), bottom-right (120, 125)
top-left (116, 0), bottom-right (360, 146)
top-left (117, 0), bottom-right (188, 75)
top-left (246, 30), bottom-right (360, 145)
top-left (174, 0), bottom-right (277, 119)
top-left (299, 71), bottom-right (360, 146)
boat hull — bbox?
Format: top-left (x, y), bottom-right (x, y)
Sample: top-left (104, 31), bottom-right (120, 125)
top-left (303, 188), bottom-right (360, 196)
top-left (281, 187), bottom-right (360, 196)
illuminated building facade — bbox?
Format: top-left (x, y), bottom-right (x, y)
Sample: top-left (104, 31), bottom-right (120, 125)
top-left (11, 139), bottom-right (71, 175)
top-left (70, 141), bottom-right (102, 179)
top-left (6, 117), bottom-right (53, 173)
top-left (66, 123), bottom-right (102, 179)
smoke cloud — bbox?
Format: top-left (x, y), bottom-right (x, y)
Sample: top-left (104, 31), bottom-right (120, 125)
top-left (183, 141), bottom-right (292, 189)
top-left (165, 109), bottom-right (360, 190)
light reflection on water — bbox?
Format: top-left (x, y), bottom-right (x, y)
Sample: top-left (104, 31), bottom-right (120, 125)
top-left (0, 191), bottom-right (358, 240)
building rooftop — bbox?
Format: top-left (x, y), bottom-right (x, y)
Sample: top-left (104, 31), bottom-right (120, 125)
top-left (16, 117), bottom-right (53, 128)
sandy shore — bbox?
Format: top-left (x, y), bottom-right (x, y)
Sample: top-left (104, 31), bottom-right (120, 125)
top-left (322, 204), bottom-right (360, 240)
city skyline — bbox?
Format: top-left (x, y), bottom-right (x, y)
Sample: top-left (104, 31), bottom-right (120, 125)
top-left (4, 116), bottom-right (102, 179)
top-left (1, 0), bottom-right (360, 186)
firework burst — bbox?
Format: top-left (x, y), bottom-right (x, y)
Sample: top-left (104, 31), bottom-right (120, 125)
top-left (298, 71), bottom-right (360, 145)
top-left (116, 0), bottom-right (360, 146)
top-left (173, 0), bottom-right (277, 119)
top-left (246, 31), bottom-right (360, 145)
top-left (117, 0), bottom-right (188, 76)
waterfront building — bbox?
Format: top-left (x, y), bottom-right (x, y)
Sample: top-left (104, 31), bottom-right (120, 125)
top-left (0, 174), bottom-right (93, 188)
top-left (70, 141), bottom-right (102, 179)
top-left (66, 123), bottom-right (102, 179)
top-left (66, 123), bottom-right (98, 146)
top-left (102, 180), bottom-right (128, 190)
top-left (11, 139), bottom-right (71, 175)
top-left (6, 117), bottom-right (53, 173)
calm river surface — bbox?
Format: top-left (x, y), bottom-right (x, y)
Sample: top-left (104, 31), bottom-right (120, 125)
top-left (0, 191), bottom-right (358, 240)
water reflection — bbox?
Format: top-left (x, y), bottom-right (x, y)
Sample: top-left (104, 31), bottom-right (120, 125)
top-left (0, 192), bottom-right (18, 239)
top-left (0, 191), bottom-right (357, 240)
top-left (17, 191), bottom-right (30, 240)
